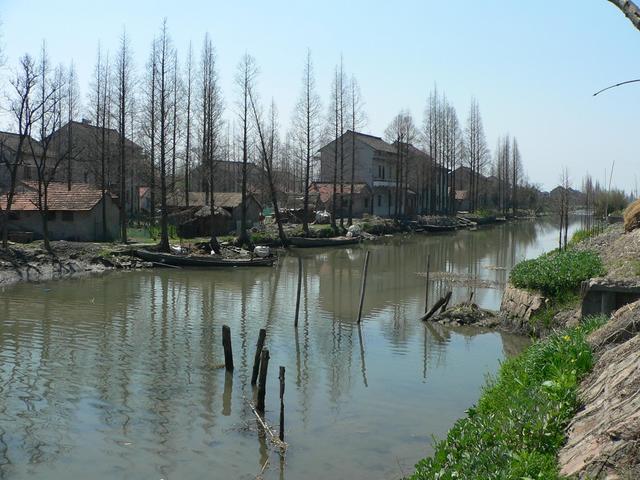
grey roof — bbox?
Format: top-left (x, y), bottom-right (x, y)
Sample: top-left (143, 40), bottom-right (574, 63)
top-left (349, 131), bottom-right (396, 154)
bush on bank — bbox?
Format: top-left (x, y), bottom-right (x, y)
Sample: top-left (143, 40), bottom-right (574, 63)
top-left (410, 317), bottom-right (606, 480)
top-left (509, 249), bottom-right (605, 300)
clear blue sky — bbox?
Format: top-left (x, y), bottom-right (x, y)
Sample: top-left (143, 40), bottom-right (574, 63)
top-left (1, 0), bottom-right (639, 192)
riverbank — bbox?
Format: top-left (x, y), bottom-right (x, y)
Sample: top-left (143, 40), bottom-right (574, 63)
top-left (410, 223), bottom-right (640, 479)
top-left (0, 241), bottom-right (149, 288)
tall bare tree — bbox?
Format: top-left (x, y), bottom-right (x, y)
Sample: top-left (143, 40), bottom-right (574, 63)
top-left (184, 41), bottom-right (194, 207)
top-left (65, 61), bottom-right (80, 190)
top-left (347, 75), bottom-right (365, 225)
top-left (291, 49), bottom-right (321, 236)
top-left (1, 54), bottom-right (42, 248)
top-left (200, 33), bottom-right (224, 252)
top-left (511, 137), bottom-right (522, 216)
top-left (29, 43), bottom-right (66, 252)
top-left (156, 20), bottom-right (174, 252)
top-left (115, 28), bottom-right (134, 242)
top-left (250, 93), bottom-right (288, 247)
top-left (235, 53), bottom-right (257, 247)
top-left (463, 97), bottom-right (489, 212)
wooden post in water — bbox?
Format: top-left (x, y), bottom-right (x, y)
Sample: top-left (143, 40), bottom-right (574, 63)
top-left (256, 348), bottom-right (270, 414)
top-left (294, 256), bottom-right (303, 328)
top-left (251, 328), bottom-right (267, 386)
top-left (424, 253), bottom-right (431, 314)
top-left (357, 251), bottom-right (371, 324)
top-left (222, 325), bottom-right (234, 372)
top-left (279, 366), bottom-right (285, 442)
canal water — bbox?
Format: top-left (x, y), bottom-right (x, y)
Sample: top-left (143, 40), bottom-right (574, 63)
top-left (0, 218), bottom-right (577, 479)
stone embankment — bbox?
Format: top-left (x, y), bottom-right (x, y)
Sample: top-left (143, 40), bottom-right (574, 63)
top-left (559, 300), bottom-right (640, 479)
top-left (0, 241), bottom-right (148, 288)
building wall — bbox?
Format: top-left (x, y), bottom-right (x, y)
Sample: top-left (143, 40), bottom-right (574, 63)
top-left (319, 135), bottom-right (375, 186)
top-left (7, 197), bottom-right (120, 241)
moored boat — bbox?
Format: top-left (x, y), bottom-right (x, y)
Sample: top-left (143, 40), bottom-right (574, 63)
top-left (134, 249), bottom-right (276, 267)
top-left (288, 236), bottom-right (361, 248)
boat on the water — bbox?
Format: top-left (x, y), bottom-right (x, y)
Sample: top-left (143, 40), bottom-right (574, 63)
top-left (420, 224), bottom-right (457, 232)
top-left (288, 236), bottom-right (361, 248)
top-left (134, 249), bottom-right (276, 267)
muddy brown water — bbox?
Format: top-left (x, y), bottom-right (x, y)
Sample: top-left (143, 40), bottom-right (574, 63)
top-left (0, 219), bottom-right (579, 479)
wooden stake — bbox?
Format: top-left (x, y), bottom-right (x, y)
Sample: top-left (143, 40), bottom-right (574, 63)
top-left (356, 250), bottom-right (371, 323)
top-left (222, 324), bottom-right (234, 372)
top-left (420, 291), bottom-right (452, 322)
top-left (439, 291), bottom-right (452, 313)
top-left (251, 328), bottom-right (267, 386)
top-left (256, 348), bottom-right (270, 414)
top-left (294, 256), bottom-right (303, 327)
top-left (424, 253), bottom-right (431, 314)
top-left (278, 366), bottom-right (285, 442)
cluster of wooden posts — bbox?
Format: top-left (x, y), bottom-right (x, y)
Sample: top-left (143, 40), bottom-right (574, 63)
top-left (221, 325), bottom-right (286, 444)
top-left (218, 250), bottom-right (374, 448)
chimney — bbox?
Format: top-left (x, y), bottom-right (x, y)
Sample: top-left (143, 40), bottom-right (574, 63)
top-left (81, 118), bottom-right (92, 125)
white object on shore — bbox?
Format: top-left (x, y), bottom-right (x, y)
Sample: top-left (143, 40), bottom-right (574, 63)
top-left (254, 246), bottom-right (270, 257)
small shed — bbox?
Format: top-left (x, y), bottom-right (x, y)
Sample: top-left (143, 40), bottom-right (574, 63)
top-left (2, 182), bottom-right (120, 241)
top-left (168, 205), bottom-right (232, 238)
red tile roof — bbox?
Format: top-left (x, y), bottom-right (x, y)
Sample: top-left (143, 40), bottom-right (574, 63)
top-left (2, 182), bottom-right (111, 211)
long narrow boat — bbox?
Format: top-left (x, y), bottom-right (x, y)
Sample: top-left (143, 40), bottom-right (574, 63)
top-left (134, 249), bottom-right (276, 267)
top-left (288, 236), bottom-right (361, 248)
top-left (421, 224), bottom-right (457, 232)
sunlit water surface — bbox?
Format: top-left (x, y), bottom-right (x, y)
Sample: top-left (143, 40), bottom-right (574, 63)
top-left (0, 219), bottom-right (579, 479)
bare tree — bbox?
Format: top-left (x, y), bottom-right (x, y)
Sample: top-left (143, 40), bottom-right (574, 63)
top-left (463, 98), bottom-right (489, 212)
top-left (115, 28), bottom-right (134, 242)
top-left (156, 19), bottom-right (174, 252)
top-left (235, 53), bottom-right (257, 247)
top-left (249, 93), bottom-right (288, 247)
top-left (1, 54), bottom-right (41, 248)
top-left (145, 39), bottom-right (158, 223)
top-left (511, 137), bottom-right (522, 217)
top-left (184, 41), bottom-right (193, 207)
top-left (170, 49), bottom-right (180, 191)
top-left (65, 61), bottom-right (80, 190)
top-left (29, 43), bottom-right (66, 252)
top-left (347, 75), bottom-right (366, 225)
top-left (291, 50), bottom-right (321, 236)
top-left (200, 33), bottom-right (224, 252)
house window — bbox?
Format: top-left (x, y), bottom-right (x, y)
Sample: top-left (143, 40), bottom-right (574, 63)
top-left (382, 166), bottom-right (385, 179)
top-left (8, 212), bottom-right (19, 220)
top-left (62, 211), bottom-right (74, 222)
top-left (84, 171), bottom-right (89, 182)
top-left (364, 198), bottom-right (369, 209)
top-left (47, 211), bottom-right (56, 221)
top-left (377, 195), bottom-right (382, 207)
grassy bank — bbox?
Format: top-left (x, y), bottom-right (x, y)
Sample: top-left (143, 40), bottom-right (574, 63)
top-left (410, 316), bottom-right (606, 480)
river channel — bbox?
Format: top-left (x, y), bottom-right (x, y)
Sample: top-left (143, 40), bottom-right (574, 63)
top-left (0, 218), bottom-right (577, 479)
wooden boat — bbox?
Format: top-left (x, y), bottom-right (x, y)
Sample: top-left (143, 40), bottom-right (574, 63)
top-left (421, 224), bottom-right (457, 232)
top-left (288, 236), bottom-right (361, 248)
top-left (134, 249), bottom-right (276, 267)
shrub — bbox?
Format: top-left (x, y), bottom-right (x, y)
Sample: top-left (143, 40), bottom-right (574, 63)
top-left (315, 226), bottom-right (335, 238)
top-left (568, 228), bottom-right (597, 246)
top-left (509, 249), bottom-right (605, 299)
top-left (410, 317), bottom-right (606, 480)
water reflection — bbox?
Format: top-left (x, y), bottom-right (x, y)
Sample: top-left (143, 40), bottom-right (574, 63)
top-left (0, 219), bottom-right (574, 479)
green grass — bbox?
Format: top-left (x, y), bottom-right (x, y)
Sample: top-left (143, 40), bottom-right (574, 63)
top-left (510, 249), bottom-right (605, 300)
top-left (568, 228), bottom-right (597, 246)
top-left (410, 316), bottom-right (607, 480)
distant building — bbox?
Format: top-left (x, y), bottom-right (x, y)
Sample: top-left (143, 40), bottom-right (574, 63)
top-left (317, 130), bottom-right (446, 217)
top-left (1, 181), bottom-right (119, 241)
top-left (1, 120), bottom-right (147, 216)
